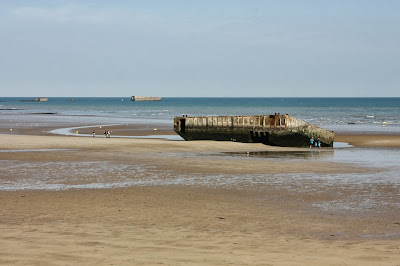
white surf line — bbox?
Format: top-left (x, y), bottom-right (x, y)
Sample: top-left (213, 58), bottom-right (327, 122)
top-left (49, 124), bottom-right (184, 141)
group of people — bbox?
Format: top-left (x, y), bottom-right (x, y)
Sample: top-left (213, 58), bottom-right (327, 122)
top-left (309, 137), bottom-right (321, 148)
top-left (91, 130), bottom-right (111, 138)
top-left (104, 130), bottom-right (111, 138)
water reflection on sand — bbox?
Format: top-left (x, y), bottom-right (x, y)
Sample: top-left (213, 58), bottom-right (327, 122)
top-left (1, 142), bottom-right (399, 216)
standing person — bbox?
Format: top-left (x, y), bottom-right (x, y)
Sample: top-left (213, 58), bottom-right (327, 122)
top-left (317, 138), bottom-right (321, 148)
top-left (104, 130), bottom-right (107, 138)
top-left (107, 130), bottom-right (111, 138)
top-left (92, 130), bottom-right (96, 138)
top-left (310, 137), bottom-right (314, 148)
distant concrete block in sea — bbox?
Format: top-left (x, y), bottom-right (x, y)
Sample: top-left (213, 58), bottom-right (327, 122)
top-left (174, 114), bottom-right (334, 147)
top-left (34, 98), bottom-right (48, 102)
top-left (20, 97), bottom-right (48, 102)
top-left (131, 96), bottom-right (162, 101)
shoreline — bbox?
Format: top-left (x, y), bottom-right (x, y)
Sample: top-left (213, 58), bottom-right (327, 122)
top-left (2, 120), bottom-right (400, 148)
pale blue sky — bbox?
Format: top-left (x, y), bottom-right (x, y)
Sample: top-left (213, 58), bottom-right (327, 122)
top-left (1, 0), bottom-right (399, 97)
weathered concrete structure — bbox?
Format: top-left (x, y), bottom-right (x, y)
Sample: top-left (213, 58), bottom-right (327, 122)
top-left (21, 98), bottom-right (48, 102)
top-left (34, 98), bottom-right (48, 102)
top-left (131, 96), bottom-right (162, 101)
top-left (174, 114), bottom-right (334, 147)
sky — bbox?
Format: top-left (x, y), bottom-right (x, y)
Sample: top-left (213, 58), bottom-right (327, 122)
top-left (1, 0), bottom-right (399, 97)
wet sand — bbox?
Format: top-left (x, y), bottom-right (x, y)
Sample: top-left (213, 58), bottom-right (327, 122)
top-left (0, 122), bottom-right (400, 265)
top-left (335, 134), bottom-right (400, 148)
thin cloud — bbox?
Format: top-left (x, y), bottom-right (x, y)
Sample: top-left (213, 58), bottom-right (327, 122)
top-left (12, 5), bottom-right (115, 24)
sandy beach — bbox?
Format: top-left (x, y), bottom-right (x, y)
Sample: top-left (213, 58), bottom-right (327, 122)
top-left (0, 122), bottom-right (400, 265)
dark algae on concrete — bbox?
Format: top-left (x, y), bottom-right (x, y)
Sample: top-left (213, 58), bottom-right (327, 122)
top-left (174, 114), bottom-right (334, 147)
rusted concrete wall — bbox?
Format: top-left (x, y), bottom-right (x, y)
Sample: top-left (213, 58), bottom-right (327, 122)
top-left (174, 115), bottom-right (334, 147)
top-left (183, 114), bottom-right (290, 130)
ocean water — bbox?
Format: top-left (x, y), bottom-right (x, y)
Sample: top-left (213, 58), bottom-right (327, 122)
top-left (1, 97), bottom-right (400, 134)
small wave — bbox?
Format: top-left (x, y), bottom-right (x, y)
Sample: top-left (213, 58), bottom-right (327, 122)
top-left (367, 115), bottom-right (375, 118)
top-left (0, 107), bottom-right (19, 110)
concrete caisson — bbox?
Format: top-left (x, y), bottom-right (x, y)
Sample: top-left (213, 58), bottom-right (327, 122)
top-left (131, 96), bottom-right (162, 101)
top-left (174, 114), bottom-right (334, 147)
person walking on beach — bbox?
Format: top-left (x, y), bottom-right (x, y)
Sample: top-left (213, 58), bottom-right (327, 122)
top-left (92, 131), bottom-right (95, 138)
top-left (310, 137), bottom-right (314, 148)
top-left (317, 138), bottom-right (321, 148)
top-left (104, 130), bottom-right (107, 138)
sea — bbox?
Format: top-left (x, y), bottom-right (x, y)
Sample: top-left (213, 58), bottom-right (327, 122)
top-left (1, 97), bottom-right (400, 134)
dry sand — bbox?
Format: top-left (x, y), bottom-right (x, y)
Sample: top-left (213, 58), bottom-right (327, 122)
top-left (0, 124), bottom-right (399, 265)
